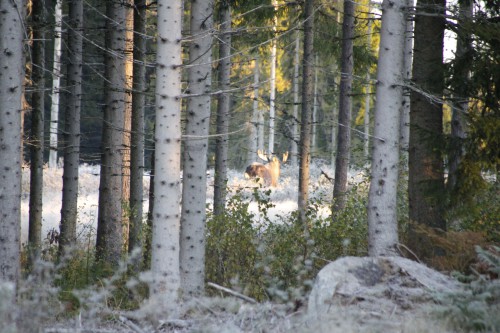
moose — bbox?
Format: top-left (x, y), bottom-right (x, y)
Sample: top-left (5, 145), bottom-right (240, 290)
top-left (244, 150), bottom-right (288, 187)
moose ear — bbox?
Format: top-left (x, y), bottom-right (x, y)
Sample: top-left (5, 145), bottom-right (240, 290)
top-left (282, 151), bottom-right (289, 163)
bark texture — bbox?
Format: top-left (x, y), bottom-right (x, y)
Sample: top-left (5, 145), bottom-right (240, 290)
top-left (180, 0), bottom-right (214, 297)
top-left (333, 0), bottom-right (355, 211)
top-left (59, 0), bottom-right (83, 256)
top-left (368, 0), bottom-right (406, 257)
top-left (96, 0), bottom-right (127, 267)
top-left (409, 0), bottom-right (446, 230)
top-left (0, 0), bottom-right (25, 284)
top-left (213, 3), bottom-right (232, 217)
top-left (28, 0), bottom-right (46, 264)
top-left (150, 0), bottom-right (183, 307)
top-left (298, 0), bottom-right (314, 223)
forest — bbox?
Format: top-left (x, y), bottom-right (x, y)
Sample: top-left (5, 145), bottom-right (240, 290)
top-left (0, 0), bottom-right (499, 331)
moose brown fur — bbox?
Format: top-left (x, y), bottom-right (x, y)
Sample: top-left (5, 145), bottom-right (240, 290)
top-left (244, 150), bottom-right (288, 187)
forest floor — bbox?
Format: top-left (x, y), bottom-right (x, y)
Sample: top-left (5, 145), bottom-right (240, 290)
top-left (16, 164), bottom-right (470, 332)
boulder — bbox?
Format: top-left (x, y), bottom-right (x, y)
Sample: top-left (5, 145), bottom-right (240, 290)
top-left (308, 256), bottom-right (461, 318)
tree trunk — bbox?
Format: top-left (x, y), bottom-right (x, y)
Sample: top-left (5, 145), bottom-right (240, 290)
top-left (448, 0), bottom-right (472, 189)
top-left (368, 0), bottom-right (406, 257)
top-left (122, 2), bottom-right (134, 251)
top-left (297, 0), bottom-right (314, 223)
top-left (150, 0), bottom-right (183, 307)
top-left (290, 31), bottom-right (300, 166)
top-left (268, 0), bottom-right (278, 154)
top-left (180, 0), bottom-right (214, 297)
top-left (248, 58), bottom-right (259, 165)
top-left (213, 3), bottom-right (232, 217)
top-left (363, 7), bottom-right (372, 162)
top-left (333, 0), bottom-right (355, 211)
top-left (312, 54), bottom-right (318, 157)
top-left (28, 0), bottom-right (46, 265)
top-left (409, 0), bottom-right (446, 230)
top-left (0, 0), bottom-right (25, 285)
top-left (49, 0), bottom-right (62, 169)
top-left (96, 0), bottom-right (127, 268)
top-left (400, 0), bottom-right (414, 157)
top-left (129, 0), bottom-right (147, 263)
top-left (59, 0), bottom-right (83, 258)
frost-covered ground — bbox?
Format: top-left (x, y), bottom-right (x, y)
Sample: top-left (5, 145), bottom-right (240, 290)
top-left (15, 164), bottom-right (470, 333)
top-left (20, 162), bottom-right (368, 245)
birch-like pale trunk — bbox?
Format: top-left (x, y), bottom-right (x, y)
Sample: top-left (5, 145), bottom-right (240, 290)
top-left (256, 61), bottom-right (265, 153)
top-left (0, 0), bottom-right (24, 284)
top-left (59, 0), bottom-right (83, 257)
top-left (180, 0), bottom-right (214, 297)
top-left (290, 31), bottom-right (300, 166)
top-left (333, 0), bottom-right (355, 211)
top-left (129, 0), bottom-right (147, 261)
top-left (213, 4), bottom-right (232, 217)
top-left (150, 0), bottom-right (182, 307)
top-left (28, 0), bottom-right (46, 264)
top-left (248, 58), bottom-right (259, 165)
top-left (49, 0), bottom-right (62, 169)
top-left (268, 0), bottom-right (278, 154)
top-left (96, 0), bottom-right (126, 267)
top-left (298, 0), bottom-right (314, 223)
top-left (367, 0), bottom-right (406, 257)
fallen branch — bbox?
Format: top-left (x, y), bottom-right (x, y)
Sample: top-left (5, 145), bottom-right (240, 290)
top-left (207, 282), bottom-right (257, 304)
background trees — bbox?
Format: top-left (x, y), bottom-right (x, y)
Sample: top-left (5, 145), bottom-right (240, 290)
top-left (1, 0), bottom-right (498, 315)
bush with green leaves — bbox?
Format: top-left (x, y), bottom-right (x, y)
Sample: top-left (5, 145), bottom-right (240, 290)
top-left (205, 184), bottom-right (370, 304)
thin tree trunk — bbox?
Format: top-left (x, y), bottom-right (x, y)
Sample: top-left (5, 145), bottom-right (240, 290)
top-left (400, 0), bottom-right (413, 159)
top-left (290, 31), bottom-right (300, 166)
top-left (333, 0), bottom-right (355, 211)
top-left (297, 0), bottom-right (314, 223)
top-left (129, 0), bottom-right (147, 262)
top-left (248, 58), bottom-right (259, 165)
top-left (268, 0), bottom-right (278, 154)
top-left (122, 2), bottom-right (134, 251)
top-left (213, 3), bottom-right (232, 217)
top-left (408, 0), bottom-right (446, 230)
top-left (180, 0), bottom-right (214, 297)
top-left (363, 7), bottom-right (372, 162)
top-left (49, 0), bottom-right (62, 169)
top-left (312, 54), bottom-right (318, 157)
top-left (368, 0), bottom-right (406, 257)
top-left (28, 0), bottom-right (46, 265)
top-left (256, 58), bottom-right (265, 153)
top-left (59, 0), bottom-right (83, 257)
top-left (0, 0), bottom-right (25, 285)
top-left (150, 0), bottom-right (183, 308)
top-left (96, 0), bottom-right (127, 268)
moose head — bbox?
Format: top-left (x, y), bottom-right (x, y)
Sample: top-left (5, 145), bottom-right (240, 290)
top-left (244, 150), bottom-right (288, 187)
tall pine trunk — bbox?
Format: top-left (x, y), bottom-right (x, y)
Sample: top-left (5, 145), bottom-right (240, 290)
top-left (28, 0), bottom-right (46, 265)
top-left (128, 0), bottom-right (147, 261)
top-left (213, 3), bottom-right (232, 217)
top-left (0, 0), bottom-right (25, 285)
top-left (180, 0), bottom-right (214, 297)
top-left (268, 0), bottom-right (278, 154)
top-left (368, 0), bottom-right (406, 257)
top-left (59, 0), bottom-right (83, 257)
top-left (409, 0), bottom-right (446, 231)
top-left (96, 0), bottom-right (127, 268)
top-left (297, 0), bottom-right (314, 223)
top-left (150, 0), bottom-right (183, 308)
top-left (248, 58), bottom-right (259, 165)
top-left (333, 0), bottom-right (355, 211)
